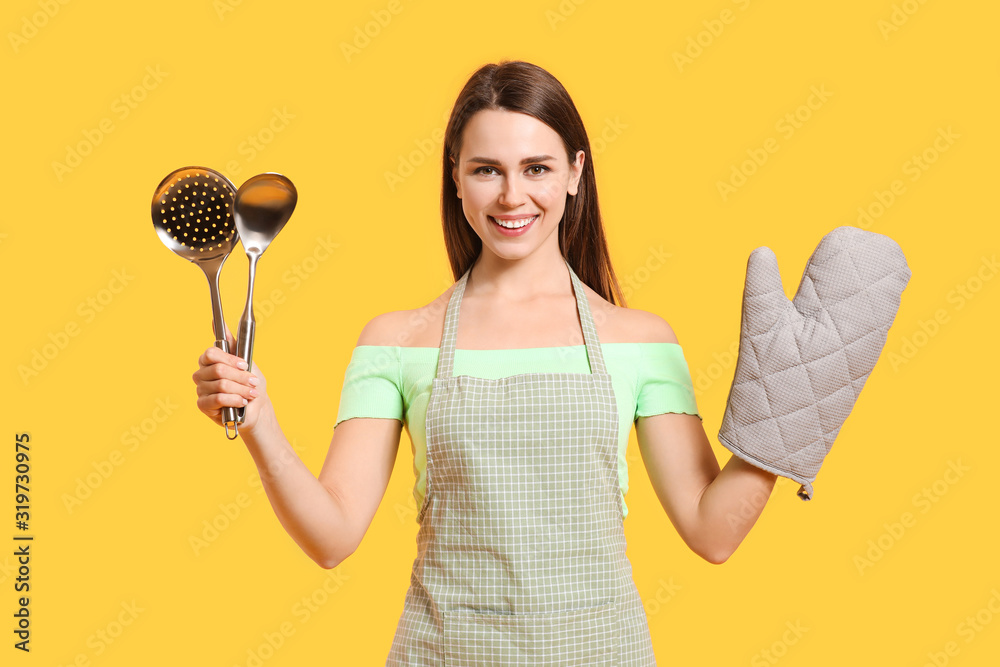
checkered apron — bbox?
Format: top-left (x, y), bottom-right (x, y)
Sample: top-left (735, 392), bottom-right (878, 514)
top-left (386, 257), bottom-right (656, 666)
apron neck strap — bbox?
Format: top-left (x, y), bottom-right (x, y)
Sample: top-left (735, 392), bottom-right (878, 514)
top-left (435, 257), bottom-right (608, 378)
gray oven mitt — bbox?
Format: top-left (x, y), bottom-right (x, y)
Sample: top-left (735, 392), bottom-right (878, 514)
top-left (718, 226), bottom-right (911, 500)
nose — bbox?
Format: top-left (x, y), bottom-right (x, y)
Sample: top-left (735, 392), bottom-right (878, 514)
top-left (498, 175), bottom-right (525, 208)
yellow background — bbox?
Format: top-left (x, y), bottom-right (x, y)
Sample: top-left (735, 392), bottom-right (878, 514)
top-left (2, 0), bottom-right (997, 664)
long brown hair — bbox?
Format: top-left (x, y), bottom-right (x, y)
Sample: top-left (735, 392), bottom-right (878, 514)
top-left (440, 60), bottom-right (627, 307)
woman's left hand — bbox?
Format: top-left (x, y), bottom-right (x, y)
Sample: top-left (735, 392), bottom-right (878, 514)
top-left (716, 225), bottom-right (911, 500)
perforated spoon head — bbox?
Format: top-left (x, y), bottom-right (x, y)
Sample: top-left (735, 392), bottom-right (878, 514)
top-left (234, 173), bottom-right (297, 256)
top-left (151, 167), bottom-right (238, 262)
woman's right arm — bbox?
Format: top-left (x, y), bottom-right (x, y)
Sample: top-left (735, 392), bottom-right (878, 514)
top-left (242, 406), bottom-right (401, 569)
top-left (193, 326), bottom-right (402, 569)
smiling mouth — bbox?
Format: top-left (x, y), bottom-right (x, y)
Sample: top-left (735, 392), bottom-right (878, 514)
top-left (489, 215), bottom-right (538, 229)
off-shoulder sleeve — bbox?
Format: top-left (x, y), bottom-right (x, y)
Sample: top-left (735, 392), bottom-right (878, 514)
top-left (634, 344), bottom-right (702, 422)
top-left (334, 346), bottom-right (404, 428)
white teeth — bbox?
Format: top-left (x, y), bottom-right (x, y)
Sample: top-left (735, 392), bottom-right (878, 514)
top-left (491, 215), bottom-right (537, 229)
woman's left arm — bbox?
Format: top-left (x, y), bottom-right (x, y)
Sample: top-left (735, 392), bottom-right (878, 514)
top-left (636, 412), bottom-right (777, 565)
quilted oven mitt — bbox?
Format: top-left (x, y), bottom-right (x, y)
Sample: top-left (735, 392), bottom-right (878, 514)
top-left (717, 226), bottom-right (911, 500)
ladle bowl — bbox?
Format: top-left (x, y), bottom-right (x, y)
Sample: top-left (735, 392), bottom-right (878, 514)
top-left (230, 173), bottom-right (298, 433)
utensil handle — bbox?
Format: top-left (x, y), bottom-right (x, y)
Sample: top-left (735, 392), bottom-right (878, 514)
top-left (234, 316), bottom-right (255, 425)
top-left (206, 266), bottom-right (238, 440)
top-left (216, 339), bottom-right (241, 440)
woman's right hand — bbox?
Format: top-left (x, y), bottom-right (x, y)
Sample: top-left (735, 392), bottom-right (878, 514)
top-left (192, 324), bottom-right (269, 436)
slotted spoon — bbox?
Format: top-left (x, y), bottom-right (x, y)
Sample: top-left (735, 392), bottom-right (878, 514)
top-left (151, 166), bottom-right (242, 439)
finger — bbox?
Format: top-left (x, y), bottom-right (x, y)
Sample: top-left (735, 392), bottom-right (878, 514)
top-left (195, 377), bottom-right (257, 400)
top-left (197, 344), bottom-right (249, 371)
top-left (192, 359), bottom-right (256, 387)
top-left (197, 392), bottom-right (249, 414)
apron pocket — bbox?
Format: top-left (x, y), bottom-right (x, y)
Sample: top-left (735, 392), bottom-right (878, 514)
top-left (442, 600), bottom-right (618, 666)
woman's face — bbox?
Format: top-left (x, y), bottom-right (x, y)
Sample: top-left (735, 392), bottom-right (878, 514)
top-left (451, 109), bottom-right (585, 261)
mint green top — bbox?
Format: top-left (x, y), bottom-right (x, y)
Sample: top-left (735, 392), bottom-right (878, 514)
top-left (335, 343), bottom-right (701, 520)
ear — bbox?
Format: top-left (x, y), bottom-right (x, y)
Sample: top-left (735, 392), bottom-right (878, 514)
top-left (450, 154), bottom-right (462, 199)
top-left (567, 150), bottom-right (585, 196)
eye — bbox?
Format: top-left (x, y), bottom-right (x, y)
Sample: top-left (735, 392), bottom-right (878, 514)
top-left (527, 165), bottom-right (549, 175)
top-left (473, 166), bottom-right (498, 175)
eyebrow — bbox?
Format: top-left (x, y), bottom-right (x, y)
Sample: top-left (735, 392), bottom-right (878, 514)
top-left (466, 154), bottom-right (558, 166)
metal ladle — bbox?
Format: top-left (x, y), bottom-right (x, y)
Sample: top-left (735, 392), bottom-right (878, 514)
top-left (150, 166), bottom-right (243, 438)
top-left (229, 173), bottom-right (298, 437)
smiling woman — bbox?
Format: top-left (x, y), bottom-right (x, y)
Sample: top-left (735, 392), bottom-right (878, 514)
top-left (191, 59), bottom-right (767, 667)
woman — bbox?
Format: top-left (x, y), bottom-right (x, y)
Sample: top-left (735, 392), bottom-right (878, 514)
top-left (193, 60), bottom-right (779, 665)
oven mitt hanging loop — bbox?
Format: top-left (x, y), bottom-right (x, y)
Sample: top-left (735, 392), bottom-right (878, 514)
top-left (717, 226), bottom-right (912, 500)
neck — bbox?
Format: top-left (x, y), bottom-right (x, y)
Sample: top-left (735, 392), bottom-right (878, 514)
top-left (467, 248), bottom-right (571, 302)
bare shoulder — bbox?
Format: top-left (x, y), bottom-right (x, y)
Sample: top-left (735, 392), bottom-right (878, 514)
top-left (355, 311), bottom-right (407, 347)
top-left (587, 286), bottom-right (679, 345)
top-left (627, 308), bottom-right (680, 344)
top-left (355, 286), bottom-right (454, 348)
top-left (574, 280), bottom-right (679, 344)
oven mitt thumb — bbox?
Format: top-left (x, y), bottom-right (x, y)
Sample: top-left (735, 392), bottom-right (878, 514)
top-left (717, 226), bottom-right (912, 500)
